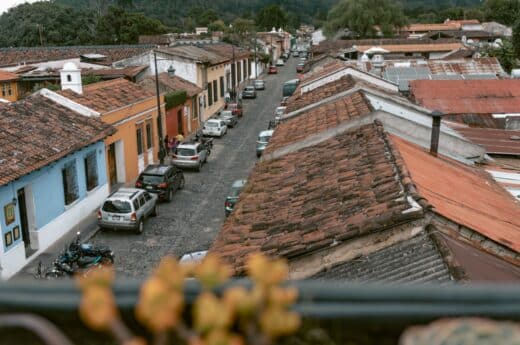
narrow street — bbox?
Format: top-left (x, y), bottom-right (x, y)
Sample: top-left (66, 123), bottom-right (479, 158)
top-left (87, 58), bottom-right (298, 278)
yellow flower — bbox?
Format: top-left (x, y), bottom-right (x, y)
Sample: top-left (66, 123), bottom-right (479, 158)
top-left (135, 277), bottom-right (184, 332)
top-left (79, 286), bottom-right (118, 331)
top-left (223, 286), bottom-right (258, 318)
top-left (246, 253), bottom-right (288, 286)
top-left (260, 307), bottom-right (301, 338)
top-left (194, 254), bottom-right (232, 289)
top-left (268, 286), bottom-right (298, 307)
top-left (194, 292), bottom-right (234, 334)
top-left (76, 265), bottom-right (114, 290)
top-left (205, 330), bottom-right (244, 345)
top-left (154, 256), bottom-right (186, 290)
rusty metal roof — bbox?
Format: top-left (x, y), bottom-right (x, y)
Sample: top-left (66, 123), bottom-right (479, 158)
top-left (454, 127), bottom-right (520, 155)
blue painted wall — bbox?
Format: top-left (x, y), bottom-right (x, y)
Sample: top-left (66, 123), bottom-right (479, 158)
top-left (0, 141), bottom-right (107, 253)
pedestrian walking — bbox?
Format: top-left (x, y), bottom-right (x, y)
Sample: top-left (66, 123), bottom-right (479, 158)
top-left (163, 134), bottom-right (169, 153)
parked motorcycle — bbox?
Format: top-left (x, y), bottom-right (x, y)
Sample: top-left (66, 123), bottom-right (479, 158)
top-left (69, 232), bottom-right (114, 264)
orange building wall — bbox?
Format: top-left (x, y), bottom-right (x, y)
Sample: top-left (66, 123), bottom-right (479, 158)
top-left (102, 96), bottom-right (166, 184)
top-left (1, 81), bottom-right (19, 102)
top-left (164, 97), bottom-right (200, 138)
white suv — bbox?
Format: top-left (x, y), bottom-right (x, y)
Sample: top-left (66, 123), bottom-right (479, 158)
top-left (202, 119), bottom-right (227, 137)
top-left (98, 188), bottom-right (157, 234)
top-left (172, 142), bottom-right (209, 171)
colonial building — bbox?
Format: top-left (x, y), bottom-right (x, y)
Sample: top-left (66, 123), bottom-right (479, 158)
top-left (0, 71), bottom-right (19, 102)
top-left (0, 94), bottom-right (114, 279)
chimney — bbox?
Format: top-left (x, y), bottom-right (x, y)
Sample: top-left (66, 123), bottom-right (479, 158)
top-left (430, 110), bottom-right (443, 156)
top-left (60, 62), bottom-right (82, 94)
top-left (167, 65), bottom-right (176, 77)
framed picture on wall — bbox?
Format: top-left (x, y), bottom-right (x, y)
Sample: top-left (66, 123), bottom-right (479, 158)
top-left (13, 226), bottom-right (20, 241)
top-left (4, 231), bottom-right (12, 247)
top-left (4, 203), bottom-right (15, 225)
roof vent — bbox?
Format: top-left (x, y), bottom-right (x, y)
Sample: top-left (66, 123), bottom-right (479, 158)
top-left (167, 65), bottom-right (176, 77)
top-left (430, 110), bottom-right (443, 156)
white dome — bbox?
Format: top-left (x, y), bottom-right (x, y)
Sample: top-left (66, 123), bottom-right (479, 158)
top-left (62, 62), bottom-right (79, 71)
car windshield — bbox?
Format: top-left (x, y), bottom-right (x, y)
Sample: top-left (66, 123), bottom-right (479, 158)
top-left (176, 148), bottom-right (196, 156)
top-left (246, 87), bottom-right (254, 91)
top-left (258, 135), bottom-right (271, 142)
top-left (206, 122), bottom-right (218, 127)
top-left (102, 200), bottom-right (132, 213)
top-left (140, 174), bottom-right (163, 184)
top-left (229, 186), bottom-right (243, 198)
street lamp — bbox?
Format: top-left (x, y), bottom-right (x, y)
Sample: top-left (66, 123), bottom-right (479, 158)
top-left (153, 50), bottom-right (166, 164)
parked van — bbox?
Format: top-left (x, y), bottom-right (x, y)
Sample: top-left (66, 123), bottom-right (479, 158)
top-left (282, 79), bottom-right (300, 97)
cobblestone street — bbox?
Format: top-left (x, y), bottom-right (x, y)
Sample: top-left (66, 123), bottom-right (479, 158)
top-left (88, 59), bottom-right (298, 278)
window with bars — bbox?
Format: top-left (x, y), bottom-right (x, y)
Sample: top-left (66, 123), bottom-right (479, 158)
top-left (84, 151), bottom-right (98, 191)
top-left (1, 83), bottom-right (12, 97)
top-left (220, 77), bottom-right (224, 98)
top-left (137, 128), bottom-right (144, 155)
top-left (62, 161), bottom-right (79, 205)
top-left (193, 97), bottom-right (199, 119)
top-left (213, 80), bottom-right (218, 103)
top-left (237, 63), bottom-right (242, 83)
top-left (146, 122), bottom-right (153, 150)
top-left (243, 60), bottom-right (247, 80)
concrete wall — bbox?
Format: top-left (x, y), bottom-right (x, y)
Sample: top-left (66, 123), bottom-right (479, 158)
top-left (0, 141), bottom-right (108, 279)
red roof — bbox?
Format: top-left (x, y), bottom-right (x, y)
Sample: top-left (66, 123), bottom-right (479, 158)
top-left (392, 135), bottom-right (520, 253)
top-left (266, 91), bottom-right (373, 154)
top-left (60, 78), bottom-right (155, 113)
top-left (455, 127), bottom-right (520, 155)
top-left (409, 80), bottom-right (520, 115)
top-left (0, 71), bottom-right (19, 81)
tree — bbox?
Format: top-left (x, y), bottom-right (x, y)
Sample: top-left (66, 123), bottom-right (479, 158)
top-left (324, 0), bottom-right (408, 38)
top-left (256, 5), bottom-right (288, 31)
top-left (513, 19), bottom-right (520, 57)
top-left (482, 39), bottom-right (518, 73)
top-left (483, 0), bottom-right (520, 26)
top-left (208, 20), bottom-right (227, 33)
top-left (0, 2), bottom-right (96, 47)
top-left (95, 6), bottom-right (168, 44)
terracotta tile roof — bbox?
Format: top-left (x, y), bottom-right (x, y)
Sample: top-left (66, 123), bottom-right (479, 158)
top-left (392, 135), bottom-right (520, 253)
top-left (0, 45), bottom-right (154, 67)
top-left (409, 80), bottom-right (520, 115)
top-left (59, 78), bottom-right (156, 113)
top-left (210, 122), bottom-right (422, 273)
top-left (402, 23), bottom-right (462, 32)
top-left (356, 43), bottom-right (463, 53)
top-left (0, 71), bottom-right (19, 81)
top-left (140, 73), bottom-right (203, 97)
top-left (157, 45), bottom-right (229, 66)
top-left (286, 75), bottom-right (358, 113)
top-left (312, 231), bottom-right (452, 284)
top-left (300, 60), bottom-right (346, 85)
top-left (21, 66), bottom-right (148, 80)
top-left (453, 127), bottom-right (520, 155)
top-left (266, 91), bottom-right (373, 154)
top-left (0, 95), bottom-right (115, 186)
top-left (204, 43), bottom-right (250, 60)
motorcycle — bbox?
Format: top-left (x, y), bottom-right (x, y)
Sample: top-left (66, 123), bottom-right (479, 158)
top-left (194, 131), bottom-right (214, 156)
top-left (68, 232), bottom-right (114, 264)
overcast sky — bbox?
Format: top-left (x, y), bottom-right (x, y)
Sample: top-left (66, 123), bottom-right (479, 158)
top-left (0, 0), bottom-right (45, 14)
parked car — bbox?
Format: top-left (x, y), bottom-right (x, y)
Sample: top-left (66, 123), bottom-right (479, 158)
top-left (256, 130), bottom-right (274, 157)
top-left (135, 165), bottom-right (184, 202)
top-left (180, 250), bottom-right (208, 263)
top-left (253, 79), bottom-right (265, 90)
top-left (280, 96), bottom-right (290, 106)
top-left (296, 63), bottom-right (305, 73)
top-left (292, 51), bottom-right (299, 57)
top-left (218, 110), bottom-right (238, 128)
top-left (98, 188), bottom-right (157, 234)
top-left (275, 106), bottom-right (287, 122)
top-left (276, 59), bottom-right (285, 66)
top-left (281, 52), bottom-right (289, 60)
top-left (268, 65), bottom-right (278, 74)
top-left (225, 179), bottom-right (247, 216)
top-left (202, 119), bottom-right (227, 137)
top-left (242, 86), bottom-right (257, 99)
top-left (226, 102), bottom-right (243, 117)
top-left (172, 142), bottom-right (209, 171)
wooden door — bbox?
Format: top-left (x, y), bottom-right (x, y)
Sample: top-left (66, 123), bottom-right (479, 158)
top-left (107, 143), bottom-right (117, 186)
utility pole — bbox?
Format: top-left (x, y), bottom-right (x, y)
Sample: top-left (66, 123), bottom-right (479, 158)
top-left (254, 33), bottom-right (258, 79)
top-left (232, 44), bottom-right (236, 101)
top-left (153, 51), bottom-right (166, 164)
top-left (38, 24), bottom-right (44, 46)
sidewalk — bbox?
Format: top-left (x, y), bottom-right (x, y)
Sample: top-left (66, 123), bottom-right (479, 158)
top-left (13, 208), bottom-right (101, 280)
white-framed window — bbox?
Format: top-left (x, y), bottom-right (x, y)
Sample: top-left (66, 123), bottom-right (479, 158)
top-left (84, 151), bottom-right (98, 191)
top-left (62, 161), bottom-right (79, 205)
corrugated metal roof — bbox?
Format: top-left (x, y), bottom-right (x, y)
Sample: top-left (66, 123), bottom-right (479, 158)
top-left (428, 57), bottom-right (504, 75)
top-left (158, 45), bottom-right (229, 65)
top-left (409, 80), bottom-right (520, 115)
top-left (356, 43), bottom-right (463, 53)
top-left (312, 232), bottom-right (452, 284)
top-left (455, 127), bottom-right (520, 155)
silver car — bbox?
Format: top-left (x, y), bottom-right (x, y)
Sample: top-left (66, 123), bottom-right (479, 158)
top-left (218, 110), bottom-right (238, 128)
top-left (256, 129), bottom-right (274, 157)
top-left (98, 188), bottom-right (157, 234)
top-left (253, 79), bottom-right (265, 90)
top-left (171, 142), bottom-right (208, 171)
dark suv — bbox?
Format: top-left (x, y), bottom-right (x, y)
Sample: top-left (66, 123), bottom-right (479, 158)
top-left (135, 165), bottom-right (185, 202)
